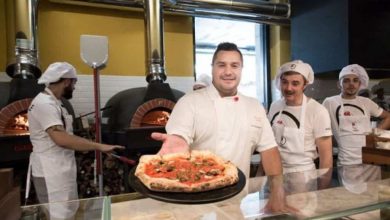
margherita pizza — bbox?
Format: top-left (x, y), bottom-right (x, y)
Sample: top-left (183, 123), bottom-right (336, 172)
top-left (135, 150), bottom-right (239, 192)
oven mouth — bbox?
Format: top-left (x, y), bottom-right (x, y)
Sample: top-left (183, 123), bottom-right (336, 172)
top-left (3, 111), bottom-right (29, 136)
top-left (0, 98), bottom-right (33, 137)
top-left (140, 108), bottom-right (170, 127)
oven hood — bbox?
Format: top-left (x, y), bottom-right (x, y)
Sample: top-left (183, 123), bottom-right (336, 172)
top-left (5, 0), bottom-right (41, 79)
top-left (290, 0), bottom-right (390, 79)
top-left (49, 0), bottom-right (291, 25)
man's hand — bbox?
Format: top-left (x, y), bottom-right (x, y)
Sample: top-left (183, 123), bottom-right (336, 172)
top-left (151, 132), bottom-right (189, 155)
top-left (263, 175), bottom-right (301, 216)
top-left (98, 144), bottom-right (125, 153)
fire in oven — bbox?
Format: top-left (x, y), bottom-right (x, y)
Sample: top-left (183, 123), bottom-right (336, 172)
top-left (0, 98), bottom-right (33, 164)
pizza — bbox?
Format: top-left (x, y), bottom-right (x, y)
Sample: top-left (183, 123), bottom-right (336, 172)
top-left (134, 150), bottom-right (239, 192)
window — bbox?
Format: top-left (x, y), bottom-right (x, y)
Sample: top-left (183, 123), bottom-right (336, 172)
top-left (194, 17), bottom-right (268, 105)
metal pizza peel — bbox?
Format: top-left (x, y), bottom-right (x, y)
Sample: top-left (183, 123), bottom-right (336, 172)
top-left (80, 34), bottom-right (108, 196)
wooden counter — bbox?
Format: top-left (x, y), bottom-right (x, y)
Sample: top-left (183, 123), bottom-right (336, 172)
top-left (362, 147), bottom-right (390, 165)
top-left (363, 134), bottom-right (390, 165)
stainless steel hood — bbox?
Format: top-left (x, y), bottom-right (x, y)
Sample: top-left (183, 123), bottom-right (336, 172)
top-left (50, 0), bottom-right (291, 25)
top-left (5, 0), bottom-right (41, 79)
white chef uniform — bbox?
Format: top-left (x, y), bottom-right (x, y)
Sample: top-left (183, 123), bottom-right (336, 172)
top-left (26, 62), bottom-right (79, 219)
top-left (268, 95), bottom-right (332, 174)
top-left (323, 95), bottom-right (383, 166)
top-left (27, 88), bottom-right (78, 219)
top-left (166, 84), bottom-right (277, 178)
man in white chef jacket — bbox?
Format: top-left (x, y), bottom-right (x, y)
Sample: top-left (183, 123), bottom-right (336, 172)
top-left (153, 42), bottom-right (281, 178)
top-left (152, 42), bottom-right (293, 212)
top-left (27, 62), bottom-right (124, 219)
top-left (322, 64), bottom-right (390, 166)
top-left (268, 60), bottom-right (333, 174)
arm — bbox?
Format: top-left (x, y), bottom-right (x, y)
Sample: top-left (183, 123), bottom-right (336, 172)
top-left (316, 136), bottom-right (333, 190)
top-left (316, 136), bottom-right (333, 169)
top-left (260, 147), bottom-right (283, 176)
top-left (261, 149), bottom-right (300, 215)
top-left (377, 110), bottom-right (390, 130)
top-left (46, 125), bottom-right (124, 152)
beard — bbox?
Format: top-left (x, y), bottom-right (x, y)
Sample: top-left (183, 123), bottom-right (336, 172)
top-left (344, 87), bottom-right (359, 97)
top-left (62, 84), bottom-right (74, 100)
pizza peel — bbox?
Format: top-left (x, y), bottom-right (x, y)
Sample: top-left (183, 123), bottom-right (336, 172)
top-left (80, 35), bottom-right (108, 196)
top-left (110, 153), bottom-right (137, 166)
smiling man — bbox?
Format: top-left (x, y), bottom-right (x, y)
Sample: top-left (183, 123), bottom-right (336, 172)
top-left (268, 60), bottom-right (333, 174)
top-left (322, 64), bottom-right (390, 166)
top-left (152, 42), bottom-right (282, 179)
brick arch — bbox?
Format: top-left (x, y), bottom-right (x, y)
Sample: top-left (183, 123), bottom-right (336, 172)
top-left (130, 98), bottom-right (176, 128)
top-left (0, 98), bottom-right (32, 134)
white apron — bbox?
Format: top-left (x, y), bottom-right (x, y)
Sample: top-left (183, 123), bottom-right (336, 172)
top-left (337, 95), bottom-right (371, 166)
top-left (272, 96), bottom-right (315, 174)
top-left (26, 88), bottom-right (78, 219)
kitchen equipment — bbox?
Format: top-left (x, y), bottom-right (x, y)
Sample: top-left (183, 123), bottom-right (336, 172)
top-left (80, 34), bottom-right (109, 196)
top-left (128, 167), bottom-right (246, 204)
top-left (110, 153), bottom-right (137, 166)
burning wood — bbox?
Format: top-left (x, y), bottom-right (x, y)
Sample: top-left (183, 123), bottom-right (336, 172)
top-left (5, 113), bottom-right (29, 132)
top-left (141, 110), bottom-right (170, 126)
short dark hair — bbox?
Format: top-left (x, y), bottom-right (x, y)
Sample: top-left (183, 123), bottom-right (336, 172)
top-left (211, 42), bottom-right (243, 65)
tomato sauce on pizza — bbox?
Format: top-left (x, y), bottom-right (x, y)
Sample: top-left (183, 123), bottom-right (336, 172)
top-left (144, 157), bottom-right (226, 185)
top-left (135, 150), bottom-right (239, 192)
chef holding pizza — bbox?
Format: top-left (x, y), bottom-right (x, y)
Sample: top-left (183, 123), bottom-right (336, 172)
top-left (268, 60), bottom-right (333, 174)
top-left (322, 64), bottom-right (390, 166)
top-left (153, 42), bottom-right (281, 178)
top-left (152, 42), bottom-right (300, 213)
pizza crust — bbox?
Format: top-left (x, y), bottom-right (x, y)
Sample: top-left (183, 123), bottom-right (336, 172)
top-left (134, 150), bottom-right (239, 193)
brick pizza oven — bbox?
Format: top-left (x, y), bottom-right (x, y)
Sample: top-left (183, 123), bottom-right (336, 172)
top-left (101, 0), bottom-right (185, 153)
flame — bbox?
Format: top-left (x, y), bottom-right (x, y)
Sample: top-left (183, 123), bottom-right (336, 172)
top-left (12, 113), bottom-right (29, 130)
top-left (141, 110), bottom-right (170, 126)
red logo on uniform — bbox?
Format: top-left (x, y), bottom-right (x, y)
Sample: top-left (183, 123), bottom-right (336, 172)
top-left (344, 111), bottom-right (351, 116)
top-left (277, 120), bottom-right (283, 125)
top-left (234, 96), bottom-right (239, 102)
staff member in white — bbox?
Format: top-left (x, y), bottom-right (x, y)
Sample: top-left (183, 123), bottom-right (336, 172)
top-left (322, 64), bottom-right (390, 166)
top-left (27, 62), bottom-right (124, 219)
top-left (151, 43), bottom-right (295, 213)
top-left (268, 60), bottom-right (333, 174)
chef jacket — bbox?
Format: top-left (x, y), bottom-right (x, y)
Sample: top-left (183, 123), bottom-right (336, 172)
top-left (166, 84), bottom-right (277, 178)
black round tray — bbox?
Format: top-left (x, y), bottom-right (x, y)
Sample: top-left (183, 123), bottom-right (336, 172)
top-left (128, 166), bottom-right (246, 204)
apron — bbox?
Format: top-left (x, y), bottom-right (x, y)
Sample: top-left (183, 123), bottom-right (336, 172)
top-left (26, 88), bottom-right (78, 219)
top-left (272, 96), bottom-right (315, 174)
top-left (337, 95), bottom-right (371, 166)
top-left (338, 165), bottom-right (381, 194)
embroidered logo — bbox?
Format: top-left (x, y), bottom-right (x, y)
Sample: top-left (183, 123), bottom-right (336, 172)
top-left (344, 111), bottom-right (351, 116)
top-left (290, 64), bottom-right (296, 69)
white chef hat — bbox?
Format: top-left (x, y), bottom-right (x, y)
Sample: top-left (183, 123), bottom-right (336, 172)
top-left (195, 74), bottom-right (211, 86)
top-left (38, 62), bottom-right (77, 86)
top-left (193, 74), bottom-right (212, 90)
top-left (339, 64), bottom-right (369, 90)
top-left (274, 60), bottom-right (314, 90)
